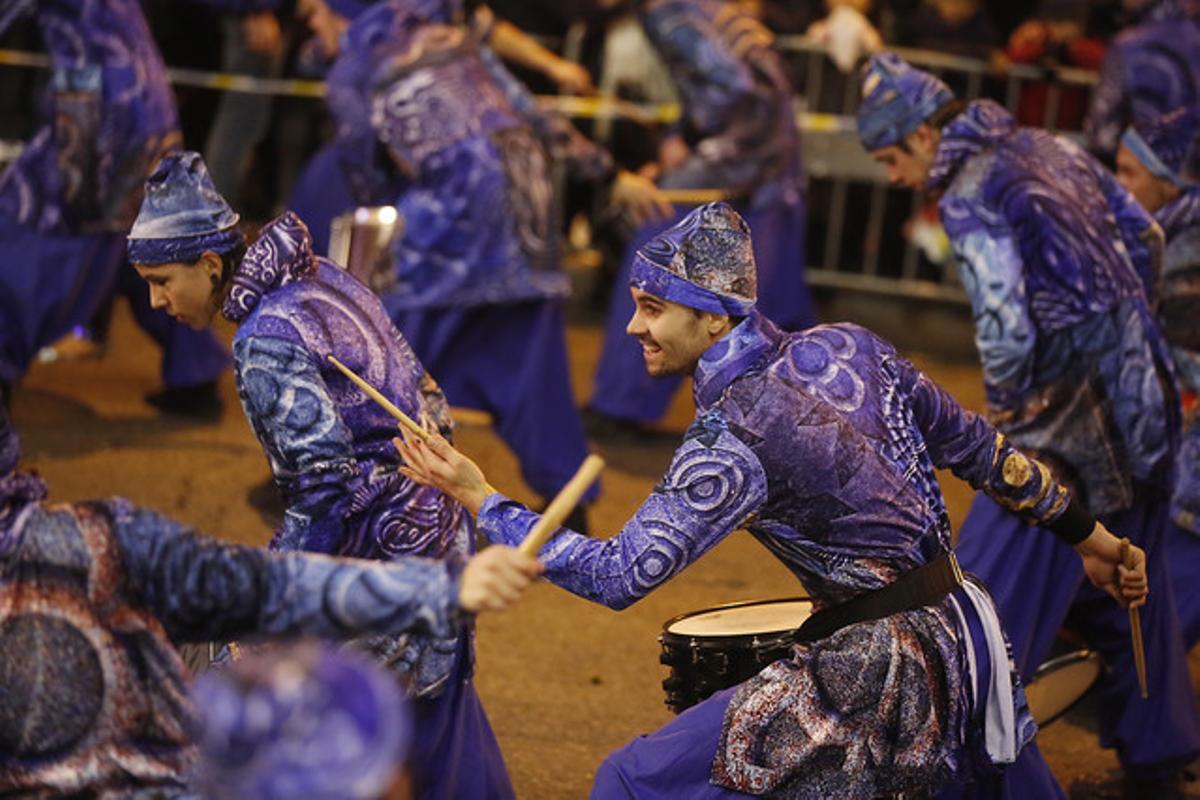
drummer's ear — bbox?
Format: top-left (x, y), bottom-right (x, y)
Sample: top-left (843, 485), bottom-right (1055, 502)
top-left (198, 250), bottom-right (224, 288)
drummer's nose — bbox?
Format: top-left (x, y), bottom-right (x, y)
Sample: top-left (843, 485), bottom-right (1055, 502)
top-left (148, 284), bottom-right (168, 311)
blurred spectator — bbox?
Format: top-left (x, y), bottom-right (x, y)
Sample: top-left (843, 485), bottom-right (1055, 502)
top-left (805, 0), bottom-right (883, 73)
top-left (204, 6), bottom-right (288, 209)
top-left (897, 0), bottom-right (1000, 58)
top-left (1002, 6), bottom-right (1107, 129)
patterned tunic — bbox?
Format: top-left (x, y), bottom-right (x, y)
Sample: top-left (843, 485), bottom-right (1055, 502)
top-left (1085, 0), bottom-right (1200, 159)
top-left (1159, 189), bottom-right (1200, 529)
top-left (226, 212), bottom-right (472, 695)
top-left (639, 0), bottom-right (804, 210)
top-left (0, 489), bottom-right (461, 797)
top-left (931, 100), bottom-right (1178, 516)
top-left (478, 310), bottom-right (1088, 797)
top-left (326, 0), bottom-right (613, 309)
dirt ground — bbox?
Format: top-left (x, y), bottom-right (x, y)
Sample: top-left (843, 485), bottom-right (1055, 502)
top-left (13, 300), bottom-right (1200, 799)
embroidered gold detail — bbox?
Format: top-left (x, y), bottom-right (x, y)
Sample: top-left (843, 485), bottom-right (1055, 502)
top-left (1002, 453), bottom-right (1032, 487)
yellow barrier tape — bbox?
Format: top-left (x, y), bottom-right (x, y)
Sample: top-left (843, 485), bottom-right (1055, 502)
top-left (0, 47), bottom-right (854, 131)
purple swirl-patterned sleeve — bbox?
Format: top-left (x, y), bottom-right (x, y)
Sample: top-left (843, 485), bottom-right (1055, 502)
top-left (233, 334), bottom-right (359, 554)
top-left (477, 416), bottom-right (767, 609)
top-left (893, 351), bottom-right (1093, 542)
top-left (109, 500), bottom-right (462, 644)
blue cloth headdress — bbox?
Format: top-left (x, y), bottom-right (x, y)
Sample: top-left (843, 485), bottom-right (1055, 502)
top-left (629, 202), bottom-right (757, 317)
top-left (127, 151), bottom-right (244, 265)
top-left (857, 52), bottom-right (955, 151)
top-left (192, 642), bottom-right (412, 800)
top-left (1121, 105), bottom-right (1200, 189)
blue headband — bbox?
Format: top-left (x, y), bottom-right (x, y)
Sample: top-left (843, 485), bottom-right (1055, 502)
top-left (1121, 105), bottom-right (1200, 189)
top-left (629, 202), bottom-right (757, 316)
top-left (128, 151), bottom-right (243, 264)
top-left (857, 52), bottom-right (955, 151)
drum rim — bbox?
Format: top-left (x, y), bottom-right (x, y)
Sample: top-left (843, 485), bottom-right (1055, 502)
top-left (661, 596), bottom-right (812, 638)
top-left (1028, 648), bottom-right (1103, 728)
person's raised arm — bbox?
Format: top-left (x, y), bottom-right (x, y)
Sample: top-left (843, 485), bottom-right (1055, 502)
top-left (108, 499), bottom-right (542, 643)
top-left (891, 346), bottom-right (1147, 608)
top-left (395, 412), bottom-right (767, 610)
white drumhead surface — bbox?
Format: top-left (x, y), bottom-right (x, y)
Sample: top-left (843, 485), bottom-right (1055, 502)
top-left (1026, 654), bottom-right (1102, 725)
top-left (667, 601), bottom-right (813, 636)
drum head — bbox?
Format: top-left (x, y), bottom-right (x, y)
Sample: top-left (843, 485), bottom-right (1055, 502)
top-left (665, 598), bottom-right (813, 638)
top-left (1025, 650), bottom-right (1103, 727)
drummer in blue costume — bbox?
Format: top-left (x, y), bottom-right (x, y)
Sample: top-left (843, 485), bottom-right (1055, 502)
top-left (858, 52), bottom-right (1200, 796)
top-left (585, 0), bottom-right (815, 434)
top-left (395, 202), bottom-right (1148, 798)
top-left (1085, 0), bottom-right (1200, 161)
top-left (0, 399), bottom-right (540, 797)
top-left (291, 0), bottom-right (669, 532)
top-left (1116, 105), bottom-right (1200, 648)
top-left (0, 0), bottom-right (249, 414)
top-left (289, 0), bottom-right (614, 255)
top-left (126, 151), bottom-right (517, 799)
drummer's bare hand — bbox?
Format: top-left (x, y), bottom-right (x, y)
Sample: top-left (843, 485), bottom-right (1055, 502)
top-left (458, 545), bottom-right (544, 614)
top-left (1075, 521), bottom-right (1148, 609)
top-left (612, 170), bottom-right (673, 228)
top-left (393, 430), bottom-right (493, 514)
top-left (242, 11), bottom-right (283, 55)
top-left (548, 59), bottom-right (596, 95)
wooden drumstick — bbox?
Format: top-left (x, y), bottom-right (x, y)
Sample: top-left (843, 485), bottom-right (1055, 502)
top-left (660, 188), bottom-right (730, 205)
top-left (518, 454), bottom-right (605, 558)
top-left (326, 355), bottom-right (430, 441)
top-left (1118, 537), bottom-right (1149, 699)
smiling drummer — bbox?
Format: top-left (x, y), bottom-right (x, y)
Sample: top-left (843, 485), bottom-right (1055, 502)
top-left (395, 201), bottom-right (1148, 798)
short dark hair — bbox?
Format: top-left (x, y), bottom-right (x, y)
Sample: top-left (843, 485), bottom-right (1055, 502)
top-left (690, 308), bottom-right (746, 327)
top-left (927, 99), bottom-right (967, 132)
top-left (189, 244), bottom-right (246, 287)
top-left (894, 99), bottom-right (965, 154)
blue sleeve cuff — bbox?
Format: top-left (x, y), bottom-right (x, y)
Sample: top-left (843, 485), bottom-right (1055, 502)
top-left (477, 492), bottom-right (538, 549)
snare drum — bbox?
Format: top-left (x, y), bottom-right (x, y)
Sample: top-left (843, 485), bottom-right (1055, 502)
top-left (659, 598), bottom-right (813, 714)
top-left (1025, 650), bottom-right (1103, 727)
top-left (328, 206), bottom-right (404, 295)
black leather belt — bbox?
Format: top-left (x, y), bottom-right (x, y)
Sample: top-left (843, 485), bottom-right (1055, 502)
top-left (794, 550), bottom-right (965, 644)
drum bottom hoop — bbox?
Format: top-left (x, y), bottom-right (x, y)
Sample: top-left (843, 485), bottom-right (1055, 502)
top-left (660, 636), bottom-right (796, 714)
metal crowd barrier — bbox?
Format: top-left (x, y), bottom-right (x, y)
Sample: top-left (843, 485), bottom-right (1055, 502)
top-left (0, 36), bottom-right (1101, 305)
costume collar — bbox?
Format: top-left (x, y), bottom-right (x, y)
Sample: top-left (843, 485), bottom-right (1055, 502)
top-left (693, 309), bottom-right (783, 412)
top-left (222, 212), bottom-right (318, 324)
top-left (927, 100), bottom-right (1016, 191)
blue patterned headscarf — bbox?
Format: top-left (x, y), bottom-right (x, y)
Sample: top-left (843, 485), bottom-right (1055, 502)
top-left (192, 642), bottom-right (412, 800)
top-left (629, 202), bottom-right (757, 316)
top-left (857, 52), bottom-right (955, 151)
top-left (127, 151), bottom-right (244, 265)
top-left (1122, 105), bottom-right (1200, 189)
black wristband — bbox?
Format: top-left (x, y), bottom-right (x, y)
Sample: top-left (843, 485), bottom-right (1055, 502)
top-left (1047, 496), bottom-right (1094, 545)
